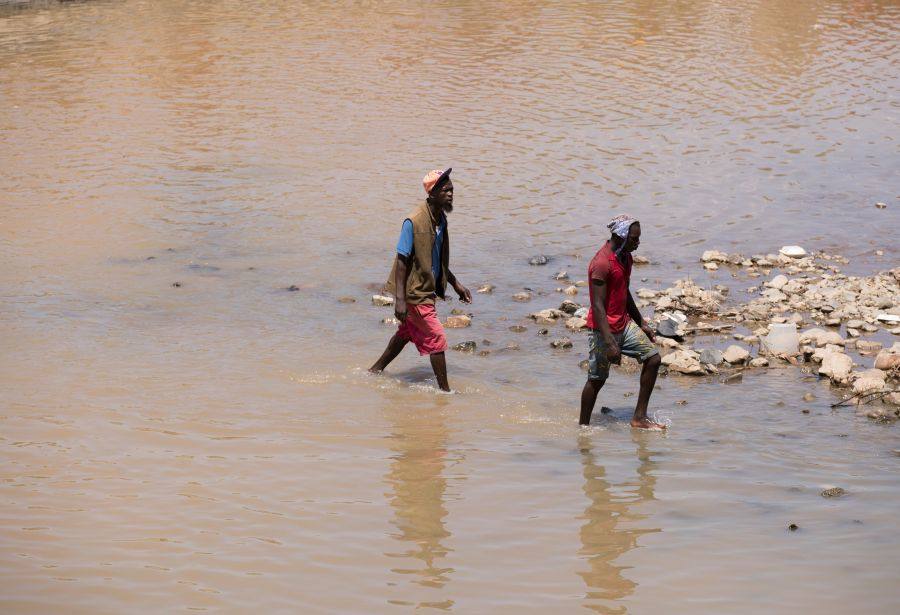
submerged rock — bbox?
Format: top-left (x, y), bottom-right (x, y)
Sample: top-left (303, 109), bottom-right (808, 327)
top-left (476, 284), bottom-right (495, 294)
top-left (529, 255), bottom-right (550, 266)
top-left (512, 291), bottom-right (533, 302)
top-left (445, 314), bottom-right (472, 328)
top-left (453, 341), bottom-right (477, 353)
top-left (550, 337), bottom-right (573, 349)
top-left (821, 487), bottom-right (846, 498)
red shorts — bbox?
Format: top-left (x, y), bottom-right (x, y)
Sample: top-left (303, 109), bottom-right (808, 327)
top-left (397, 303), bottom-right (448, 356)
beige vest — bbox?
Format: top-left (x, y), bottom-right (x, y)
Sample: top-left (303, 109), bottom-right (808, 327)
top-left (384, 202), bottom-right (450, 305)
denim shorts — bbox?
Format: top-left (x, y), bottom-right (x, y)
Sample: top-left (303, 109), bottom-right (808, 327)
top-left (588, 321), bottom-right (659, 383)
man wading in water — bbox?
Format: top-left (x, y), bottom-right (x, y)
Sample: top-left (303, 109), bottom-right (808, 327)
top-left (369, 168), bottom-right (472, 392)
top-left (580, 215), bottom-right (664, 429)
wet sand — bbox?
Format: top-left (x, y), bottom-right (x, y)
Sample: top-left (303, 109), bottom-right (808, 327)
top-left (2, 1), bottom-right (899, 613)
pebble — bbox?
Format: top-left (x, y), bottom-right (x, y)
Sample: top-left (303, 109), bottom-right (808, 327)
top-left (338, 296), bottom-right (356, 303)
top-left (529, 255), bottom-right (550, 266)
top-left (512, 291), bottom-right (533, 302)
top-left (803, 393), bottom-right (816, 402)
top-left (476, 284), bottom-right (494, 294)
top-left (372, 294), bottom-right (394, 306)
top-left (453, 341), bottom-right (477, 353)
top-left (287, 285), bottom-right (300, 292)
top-left (553, 271), bottom-right (569, 280)
top-left (749, 357), bottom-right (769, 368)
top-left (445, 314), bottom-right (472, 328)
top-left (563, 285), bottom-right (579, 296)
top-left (508, 325), bottom-right (528, 333)
top-left (875, 202), bottom-right (887, 209)
top-left (821, 487), bottom-right (846, 498)
top-left (550, 337), bottom-right (573, 349)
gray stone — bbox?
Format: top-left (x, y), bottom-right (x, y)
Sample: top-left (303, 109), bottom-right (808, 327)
top-left (699, 348), bottom-right (724, 365)
top-left (723, 345), bottom-right (750, 364)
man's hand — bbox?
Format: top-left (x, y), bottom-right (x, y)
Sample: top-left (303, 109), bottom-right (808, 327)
top-left (454, 282), bottom-right (472, 304)
top-left (605, 339), bottom-right (621, 365)
top-left (640, 322), bottom-right (656, 342)
top-left (394, 299), bottom-right (408, 323)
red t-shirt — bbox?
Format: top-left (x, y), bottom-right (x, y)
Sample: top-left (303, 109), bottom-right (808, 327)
top-left (585, 242), bottom-right (632, 333)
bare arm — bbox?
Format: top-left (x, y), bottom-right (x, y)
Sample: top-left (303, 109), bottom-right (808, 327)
top-left (394, 254), bottom-right (409, 321)
top-left (446, 270), bottom-right (472, 304)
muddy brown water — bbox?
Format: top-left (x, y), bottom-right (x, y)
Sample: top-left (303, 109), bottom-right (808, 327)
top-left (2, 1), bottom-right (900, 613)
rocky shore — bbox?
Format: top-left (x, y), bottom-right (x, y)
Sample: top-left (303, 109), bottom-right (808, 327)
top-left (367, 247), bottom-right (899, 421)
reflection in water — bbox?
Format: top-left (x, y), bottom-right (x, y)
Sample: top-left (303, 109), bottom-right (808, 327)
top-left (578, 434), bottom-right (660, 614)
top-left (383, 397), bottom-right (456, 610)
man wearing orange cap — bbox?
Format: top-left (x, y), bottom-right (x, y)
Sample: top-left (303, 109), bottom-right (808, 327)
top-left (369, 168), bottom-right (472, 391)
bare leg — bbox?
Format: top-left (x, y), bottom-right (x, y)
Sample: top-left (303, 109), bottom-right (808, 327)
top-left (429, 352), bottom-right (451, 392)
top-left (631, 354), bottom-right (665, 430)
top-left (580, 379), bottom-right (604, 425)
top-left (369, 333), bottom-right (408, 373)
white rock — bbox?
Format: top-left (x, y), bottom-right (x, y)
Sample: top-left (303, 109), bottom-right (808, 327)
top-left (723, 345), bottom-right (750, 364)
top-left (767, 274), bottom-right (789, 290)
top-left (701, 250), bottom-right (729, 263)
top-left (662, 350), bottom-right (705, 375)
top-left (563, 285), bottom-right (579, 296)
top-left (636, 288), bottom-right (657, 299)
top-left (565, 317), bottom-right (587, 331)
top-left (876, 313), bottom-right (900, 324)
top-left (750, 357), bottom-right (769, 367)
top-left (372, 294), bottom-right (395, 306)
top-left (704, 262), bottom-right (719, 271)
top-left (819, 352), bottom-right (853, 384)
top-left (780, 246), bottom-right (807, 258)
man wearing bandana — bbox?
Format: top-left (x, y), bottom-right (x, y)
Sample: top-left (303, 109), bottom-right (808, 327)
top-left (580, 215), bottom-right (664, 429)
top-left (369, 168), bottom-right (472, 392)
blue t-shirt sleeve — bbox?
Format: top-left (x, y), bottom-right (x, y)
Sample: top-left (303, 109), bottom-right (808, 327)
top-left (396, 219), bottom-right (414, 257)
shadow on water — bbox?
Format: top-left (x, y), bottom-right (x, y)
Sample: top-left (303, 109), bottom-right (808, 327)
top-left (578, 433), bottom-right (660, 614)
top-left (383, 394), bottom-right (457, 611)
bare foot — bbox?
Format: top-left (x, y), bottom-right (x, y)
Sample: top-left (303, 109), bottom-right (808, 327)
top-left (631, 418), bottom-right (667, 431)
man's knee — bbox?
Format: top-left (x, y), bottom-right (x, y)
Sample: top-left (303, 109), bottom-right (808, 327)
top-left (645, 353), bottom-right (661, 369)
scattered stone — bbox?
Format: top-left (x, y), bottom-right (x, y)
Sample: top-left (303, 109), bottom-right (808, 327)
top-left (661, 350), bottom-right (705, 375)
top-left (453, 341), bottom-right (477, 353)
top-left (445, 314), bottom-right (472, 328)
top-left (874, 343), bottom-right (900, 370)
top-left (574, 280), bottom-right (588, 287)
top-left (799, 328), bottom-right (846, 347)
top-left (287, 285), bottom-right (300, 292)
top-left (875, 202), bottom-right (887, 209)
top-left (566, 317), bottom-right (588, 331)
top-left (382, 317), bottom-right (399, 325)
top-left (750, 357), bottom-right (769, 368)
top-left (704, 262), bottom-right (719, 271)
top-left (876, 313), bottom-right (900, 324)
top-left (505, 342), bottom-right (521, 351)
top-left (579, 359), bottom-right (589, 371)
top-left (512, 291), bottom-right (533, 302)
top-left (657, 311), bottom-right (688, 338)
top-left (699, 348), bottom-right (724, 365)
top-left (574, 307), bottom-right (589, 319)
top-left (509, 325), bottom-right (527, 333)
top-left (788, 523), bottom-right (799, 531)
top-left (372, 294), bottom-right (395, 306)
top-left (538, 328), bottom-right (549, 336)
top-left (856, 340), bottom-right (883, 354)
top-left (529, 255), bottom-right (550, 266)
top-left (803, 393), bottom-right (815, 402)
top-left (701, 250), bottom-right (729, 263)
top-left (636, 288), bottom-right (657, 299)
top-left (338, 296), bottom-right (356, 303)
top-left (172, 282), bottom-right (182, 288)
top-left (563, 285), bottom-right (579, 296)
top-left (852, 369), bottom-right (886, 395)
top-left (450, 308), bottom-right (468, 316)
top-left (723, 345), bottom-right (750, 365)
top-left (633, 255), bottom-right (651, 265)
top-left (476, 284), bottom-right (494, 294)
top-left (767, 274), bottom-right (789, 290)
top-left (820, 487), bottom-right (845, 498)
top-left (819, 351), bottom-right (853, 384)
top-left (551, 337), bottom-right (573, 349)
top-left (559, 300), bottom-right (580, 314)
top-left (779, 246), bottom-right (808, 259)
